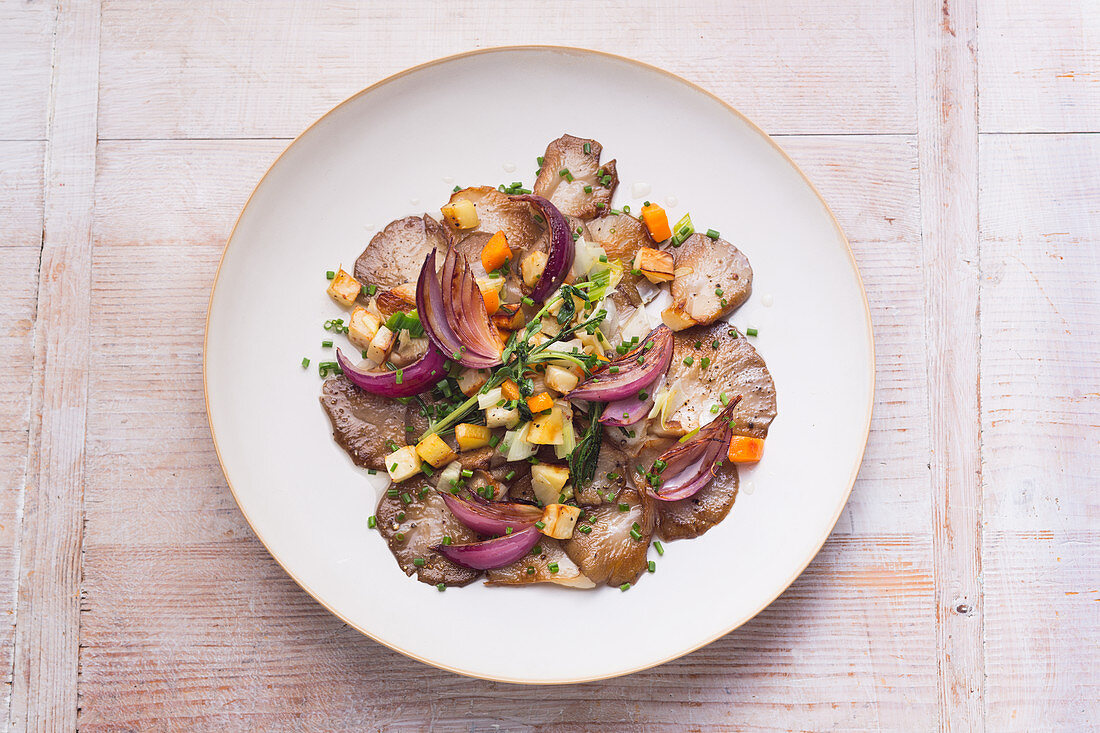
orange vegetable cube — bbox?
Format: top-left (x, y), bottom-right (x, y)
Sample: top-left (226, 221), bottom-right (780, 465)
top-left (500, 379), bottom-right (521, 401)
top-left (727, 436), bottom-right (765, 463)
top-left (482, 288), bottom-right (500, 315)
top-left (641, 203), bottom-right (672, 242)
top-left (526, 392), bottom-right (554, 414)
top-left (481, 231), bottom-right (513, 273)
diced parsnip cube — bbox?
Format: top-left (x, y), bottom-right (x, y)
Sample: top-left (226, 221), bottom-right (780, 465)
top-left (544, 364), bottom-right (579, 394)
top-left (660, 304), bottom-right (698, 332)
top-left (633, 247), bottom-right (675, 283)
top-left (554, 419), bottom-right (576, 460)
top-left (528, 407), bottom-right (564, 445)
top-left (503, 424), bottom-right (535, 462)
top-left (521, 250), bottom-right (549, 288)
top-left (327, 268), bottom-right (362, 306)
top-left (441, 199), bottom-right (479, 230)
top-left (539, 504), bottom-right (582, 539)
top-left (348, 307), bottom-right (381, 350)
top-left (436, 461), bottom-right (462, 492)
top-left (476, 277), bottom-right (506, 295)
top-left (491, 304), bottom-right (525, 331)
top-left (385, 445), bottom-right (421, 483)
top-left (455, 423), bottom-right (490, 451)
top-left (530, 464), bottom-right (571, 506)
top-left (485, 406), bottom-right (520, 429)
top-left (477, 387), bottom-right (503, 410)
top-left (415, 433), bottom-right (457, 468)
top-left (366, 324), bottom-right (396, 364)
top-left (456, 368), bottom-right (489, 396)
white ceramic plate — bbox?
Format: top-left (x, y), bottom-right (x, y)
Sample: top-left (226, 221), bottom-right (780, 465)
top-left (205, 47), bottom-right (874, 684)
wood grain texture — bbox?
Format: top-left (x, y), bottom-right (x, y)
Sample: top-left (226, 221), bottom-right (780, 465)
top-left (914, 0), bottom-right (984, 729)
top-left (978, 133), bottom-right (1100, 730)
top-left (0, 0), bottom-right (56, 141)
top-left (0, 142), bottom-right (46, 247)
top-left (97, 0), bottom-right (917, 139)
top-left (9, 0), bottom-right (99, 729)
top-left (978, 0), bottom-right (1100, 133)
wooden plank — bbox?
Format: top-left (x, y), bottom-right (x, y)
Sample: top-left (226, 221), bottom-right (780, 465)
top-left (0, 0), bottom-right (56, 140)
top-left (914, 0), bottom-right (983, 729)
top-left (9, 0), bottom-right (100, 729)
top-left (97, 0), bottom-right (916, 139)
top-left (978, 133), bottom-right (1100, 729)
top-left (77, 135), bottom-right (935, 727)
top-left (978, 0), bottom-right (1100, 133)
top-left (0, 142), bottom-right (46, 247)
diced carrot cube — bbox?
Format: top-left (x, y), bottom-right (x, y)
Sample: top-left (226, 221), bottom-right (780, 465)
top-left (481, 231), bottom-right (513, 273)
top-left (641, 203), bottom-right (672, 242)
top-left (727, 436), bottom-right (765, 463)
top-left (500, 379), bottom-right (521, 401)
top-left (526, 392), bottom-right (554, 414)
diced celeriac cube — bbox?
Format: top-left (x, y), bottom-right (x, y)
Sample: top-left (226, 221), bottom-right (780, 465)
top-left (544, 364), bottom-right (579, 394)
top-left (366, 324), bottom-right (396, 364)
top-left (415, 433), bottom-right (457, 468)
top-left (456, 368), bottom-right (489, 396)
top-left (504, 424), bottom-right (535, 462)
top-left (327, 268), bottom-right (362, 306)
top-left (633, 247), bottom-right (675, 283)
top-left (441, 199), bottom-right (479, 229)
top-left (455, 423), bottom-right (490, 451)
top-left (476, 277), bottom-right (506, 296)
top-left (436, 461), bottom-right (462, 492)
top-left (528, 407), bottom-right (564, 445)
top-left (521, 250), bottom-right (549, 288)
top-left (385, 445), bottom-right (421, 483)
top-left (530, 464), bottom-right (571, 506)
top-left (539, 504), bottom-right (582, 539)
top-left (485, 406), bottom-right (520, 429)
top-left (477, 387), bottom-right (503, 410)
top-left (347, 307), bottom-right (381, 350)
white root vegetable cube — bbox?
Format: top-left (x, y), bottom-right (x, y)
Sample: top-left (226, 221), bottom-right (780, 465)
top-left (544, 364), bottom-right (579, 394)
top-left (528, 407), bottom-right (564, 445)
top-left (476, 277), bottom-right (506, 296)
top-left (436, 461), bottom-right (462, 492)
top-left (366, 325), bottom-right (396, 364)
top-left (385, 445), bottom-right (421, 483)
top-left (485, 406), bottom-right (520, 429)
top-left (415, 433), bottom-right (458, 468)
top-left (539, 504), bottom-right (582, 540)
top-left (327, 268), bottom-right (362, 306)
top-left (477, 387), bottom-right (503, 410)
top-left (456, 368), bottom-right (489, 397)
top-left (455, 423), bottom-right (491, 451)
top-left (348, 307), bottom-right (381, 350)
top-left (441, 199), bottom-right (479, 229)
top-left (660, 304), bottom-right (698, 332)
top-left (521, 250), bottom-right (549, 288)
top-left (634, 247), bottom-right (675, 283)
top-left (530, 464), bottom-right (571, 506)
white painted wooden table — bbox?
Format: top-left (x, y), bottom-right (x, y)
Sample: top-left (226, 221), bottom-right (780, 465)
top-left (2, 1), bottom-right (1097, 730)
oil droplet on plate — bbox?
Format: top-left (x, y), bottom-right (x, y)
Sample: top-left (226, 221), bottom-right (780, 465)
top-left (502, 161), bottom-right (517, 173)
top-left (409, 198), bottom-right (420, 207)
top-left (666, 195), bottom-right (679, 207)
top-left (762, 294), bottom-right (774, 307)
top-left (631, 182), bottom-right (651, 199)
top-left (442, 175), bottom-right (455, 185)
top-left (743, 481), bottom-right (755, 495)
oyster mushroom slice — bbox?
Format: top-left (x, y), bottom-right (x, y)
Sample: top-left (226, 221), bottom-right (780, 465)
top-left (533, 134), bottom-right (619, 220)
top-left (485, 538), bottom-right (595, 589)
top-left (320, 375), bottom-right (412, 470)
top-left (662, 233), bottom-right (752, 329)
top-left (563, 487), bottom-right (654, 587)
top-left (376, 483), bottom-right (483, 587)
top-left (355, 215), bottom-right (449, 291)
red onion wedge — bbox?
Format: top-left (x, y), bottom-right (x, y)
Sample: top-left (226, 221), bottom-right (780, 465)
top-left (416, 247), bottom-right (502, 369)
top-left (511, 194), bottom-right (574, 302)
top-left (569, 325), bottom-right (673, 402)
top-left (334, 344), bottom-right (446, 398)
top-left (432, 526), bottom-right (541, 570)
top-left (649, 395), bottom-right (743, 502)
top-left (600, 390), bottom-right (654, 427)
top-left (440, 492), bottom-right (543, 536)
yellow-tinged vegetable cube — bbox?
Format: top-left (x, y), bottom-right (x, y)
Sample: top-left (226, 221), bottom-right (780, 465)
top-left (385, 445), bottom-right (421, 483)
top-left (485, 406), bottom-right (520, 429)
top-left (528, 407), bottom-right (564, 445)
top-left (521, 250), bottom-right (549, 288)
top-left (634, 247), bottom-right (675, 283)
top-left (476, 277), bottom-right (506, 296)
top-left (539, 503), bottom-right (582, 539)
top-left (436, 461), bottom-right (462, 492)
top-left (366, 324), bottom-right (396, 364)
top-left (456, 368), bottom-right (489, 396)
top-left (455, 423), bottom-right (491, 451)
top-left (348, 307), bottom-right (381, 350)
top-left (441, 199), bottom-right (479, 230)
top-left (530, 464), bottom-right (571, 506)
top-left (544, 364), bottom-right (579, 394)
top-left (661, 304), bottom-right (698, 332)
top-left (415, 433), bottom-right (457, 468)
top-left (327, 268), bottom-right (362, 306)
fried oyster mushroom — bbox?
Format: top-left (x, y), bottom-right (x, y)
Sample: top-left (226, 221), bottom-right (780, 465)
top-left (662, 233), bottom-right (752, 330)
top-left (320, 375), bottom-right (413, 470)
top-left (486, 538), bottom-right (595, 589)
top-left (563, 487), bottom-right (654, 587)
top-left (354, 214), bottom-right (449, 291)
top-left (533, 134), bottom-right (619, 220)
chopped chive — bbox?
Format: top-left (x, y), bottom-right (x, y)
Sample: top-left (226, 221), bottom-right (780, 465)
top-left (609, 366), bottom-right (620, 374)
top-left (535, 521), bottom-right (546, 529)
top-left (713, 340), bottom-right (721, 349)
top-left (579, 525), bottom-right (592, 534)
top-left (505, 527), bottom-right (514, 535)
top-left (678, 426), bottom-right (701, 443)
top-left (387, 488), bottom-right (398, 498)
top-left (558, 168), bottom-right (569, 178)
top-left (368, 469), bottom-right (377, 475)
top-left (715, 288), bottom-right (724, 297)
top-left (720, 392), bottom-right (730, 405)
top-left (630, 528), bottom-right (642, 541)
top-left (522, 296), bottom-right (535, 306)
top-left (325, 270), bottom-right (335, 280)
top-left (618, 503), bottom-right (629, 512)
top-left (710, 404), bottom-right (720, 413)
top-left (598, 254), bottom-right (608, 263)
top-left (460, 468), bottom-right (473, 478)
top-left (623, 205), bottom-right (631, 213)
top-left (548, 562), bottom-right (559, 573)
top-left (401, 492), bottom-right (412, 504)
top-left (683, 356), bottom-right (694, 366)
top-left (367, 515), bottom-right (377, 528)
top-left (420, 463), bottom-right (434, 477)
top-left (395, 532), bottom-right (405, 541)
top-left (452, 185), bottom-right (461, 193)
top-left (505, 470), bottom-right (516, 481)
top-left (746, 327), bottom-right (759, 337)
top-left (526, 566), bottom-right (536, 575)
top-left (654, 540), bottom-right (665, 556)
top-left (436, 582), bottom-right (446, 591)
top-left (322, 340), bottom-right (333, 348)
top-left (584, 185), bottom-right (593, 193)
top-left (395, 368), bottom-right (404, 385)
top-left (706, 228), bottom-right (720, 239)
top-left (583, 142), bottom-right (591, 154)
top-left (638, 391), bottom-right (649, 401)
top-left (361, 350), bottom-right (369, 359)
top-left (653, 459), bottom-right (667, 473)
top-left (648, 560), bottom-right (656, 573)
top-left (700, 357), bottom-right (711, 369)
top-left (531, 545), bottom-right (542, 556)
top-left (595, 202), bottom-right (606, 209)
top-left (537, 155), bottom-right (545, 166)
top-left (619, 583), bottom-right (631, 591)
top-left (442, 535), bottom-right (452, 545)
top-left (301, 357), bottom-right (310, 368)
top-left (413, 558), bottom-right (426, 567)
top-left (489, 434), bottom-right (501, 448)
